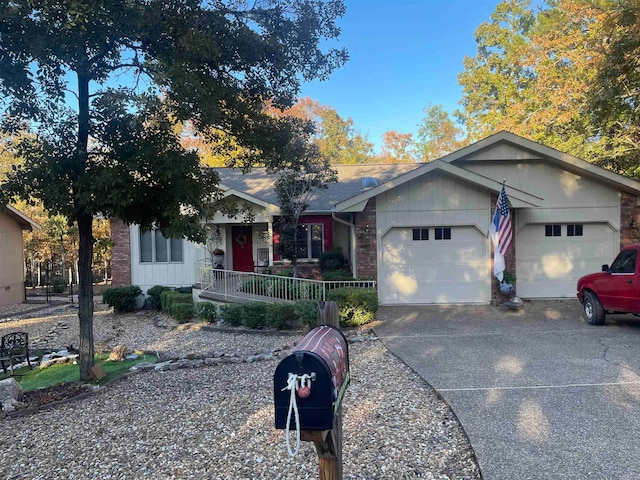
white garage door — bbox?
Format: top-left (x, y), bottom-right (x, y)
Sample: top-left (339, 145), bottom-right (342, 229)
top-left (516, 223), bottom-right (617, 298)
top-left (380, 226), bottom-right (488, 305)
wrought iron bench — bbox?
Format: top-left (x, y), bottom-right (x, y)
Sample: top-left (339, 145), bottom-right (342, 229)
top-left (0, 332), bottom-right (32, 375)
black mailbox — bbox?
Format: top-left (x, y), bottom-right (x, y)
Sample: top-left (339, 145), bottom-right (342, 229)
top-left (274, 325), bottom-right (350, 431)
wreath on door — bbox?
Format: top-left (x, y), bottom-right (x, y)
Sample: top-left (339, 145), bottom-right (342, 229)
top-left (235, 232), bottom-right (248, 248)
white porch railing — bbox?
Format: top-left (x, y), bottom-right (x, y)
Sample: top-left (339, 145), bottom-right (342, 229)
top-left (194, 261), bottom-right (376, 303)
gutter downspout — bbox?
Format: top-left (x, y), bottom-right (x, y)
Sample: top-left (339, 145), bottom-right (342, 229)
top-left (332, 212), bottom-right (357, 278)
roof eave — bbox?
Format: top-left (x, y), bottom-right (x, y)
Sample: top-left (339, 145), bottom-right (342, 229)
top-left (5, 205), bottom-right (40, 231)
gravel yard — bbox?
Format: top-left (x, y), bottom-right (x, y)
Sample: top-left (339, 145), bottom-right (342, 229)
top-left (0, 301), bottom-right (480, 479)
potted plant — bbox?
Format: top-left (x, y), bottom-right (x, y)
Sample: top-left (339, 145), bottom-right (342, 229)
top-left (212, 248), bottom-right (225, 267)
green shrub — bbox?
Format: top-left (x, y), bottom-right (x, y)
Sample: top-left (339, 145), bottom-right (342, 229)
top-left (327, 287), bottom-right (378, 327)
top-left (147, 285), bottom-right (172, 310)
top-left (242, 302), bottom-right (267, 329)
top-left (51, 276), bottom-right (66, 294)
top-left (161, 291), bottom-right (192, 312)
top-left (103, 286), bottom-right (142, 313)
top-left (339, 305), bottom-right (375, 326)
top-left (265, 303), bottom-right (297, 330)
top-left (239, 276), bottom-right (317, 301)
top-left (175, 286), bottom-right (193, 294)
top-left (220, 303), bottom-right (244, 327)
top-left (171, 303), bottom-right (194, 323)
top-left (275, 269), bottom-right (293, 277)
top-left (294, 300), bottom-right (319, 328)
top-left (322, 270), bottom-right (353, 282)
top-left (319, 247), bottom-right (348, 273)
top-left (198, 302), bottom-right (218, 322)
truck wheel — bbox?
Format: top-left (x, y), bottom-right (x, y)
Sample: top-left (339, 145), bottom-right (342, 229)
top-left (583, 291), bottom-right (605, 325)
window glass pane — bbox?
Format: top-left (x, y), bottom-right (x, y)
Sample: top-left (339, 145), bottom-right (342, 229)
top-left (140, 230), bottom-right (152, 263)
top-left (435, 227), bottom-right (451, 240)
top-left (611, 250), bottom-right (637, 274)
top-left (421, 228), bottom-right (429, 240)
top-left (546, 225), bottom-right (561, 236)
top-left (575, 224), bottom-right (583, 236)
top-left (155, 230), bottom-right (168, 262)
top-left (413, 229), bottom-right (420, 241)
top-left (170, 238), bottom-right (183, 262)
top-left (311, 224), bottom-right (323, 258)
top-left (296, 225), bottom-right (309, 259)
top-left (567, 225), bottom-right (575, 236)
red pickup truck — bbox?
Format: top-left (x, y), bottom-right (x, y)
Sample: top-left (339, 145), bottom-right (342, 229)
top-left (577, 245), bottom-right (640, 325)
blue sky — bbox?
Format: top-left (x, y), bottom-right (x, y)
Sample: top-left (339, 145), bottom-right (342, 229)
top-left (299, 0), bottom-right (500, 152)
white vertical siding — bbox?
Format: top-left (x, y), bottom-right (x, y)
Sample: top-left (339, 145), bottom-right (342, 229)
top-left (130, 225), bottom-right (201, 293)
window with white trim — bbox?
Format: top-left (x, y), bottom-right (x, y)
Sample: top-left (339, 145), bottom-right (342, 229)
top-left (296, 224), bottom-right (324, 260)
top-left (140, 229), bottom-right (183, 263)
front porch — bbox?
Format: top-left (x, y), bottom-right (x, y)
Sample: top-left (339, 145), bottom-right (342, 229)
top-left (194, 263), bottom-right (376, 304)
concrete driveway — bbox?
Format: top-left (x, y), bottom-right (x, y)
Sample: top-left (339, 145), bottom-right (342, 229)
top-left (374, 300), bottom-right (640, 480)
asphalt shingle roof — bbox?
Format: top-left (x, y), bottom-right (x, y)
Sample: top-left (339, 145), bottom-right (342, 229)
top-left (215, 164), bottom-right (421, 212)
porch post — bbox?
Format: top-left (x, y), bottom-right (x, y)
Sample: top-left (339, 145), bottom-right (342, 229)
top-left (268, 219), bottom-right (274, 267)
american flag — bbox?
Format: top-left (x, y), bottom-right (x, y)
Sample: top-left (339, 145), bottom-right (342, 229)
top-left (489, 183), bottom-right (512, 280)
top-left (494, 185), bottom-right (512, 255)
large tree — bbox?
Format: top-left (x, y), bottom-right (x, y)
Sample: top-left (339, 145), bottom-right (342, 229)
top-left (458, 0), bottom-right (637, 169)
top-left (416, 104), bottom-right (467, 161)
top-left (380, 130), bottom-right (417, 163)
top-left (274, 119), bottom-right (337, 277)
top-left (588, 0), bottom-right (640, 177)
top-left (458, 0), bottom-right (536, 140)
top-left (0, 0), bottom-right (347, 379)
top-left (278, 97), bottom-right (375, 164)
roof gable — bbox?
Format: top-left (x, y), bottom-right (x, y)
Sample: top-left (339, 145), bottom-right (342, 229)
top-left (336, 132), bottom-right (640, 212)
top-left (446, 131), bottom-right (640, 196)
top-left (3, 205), bottom-right (40, 231)
top-left (334, 159), bottom-right (542, 212)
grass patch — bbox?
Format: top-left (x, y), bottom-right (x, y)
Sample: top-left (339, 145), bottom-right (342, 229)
top-left (9, 353), bottom-right (157, 392)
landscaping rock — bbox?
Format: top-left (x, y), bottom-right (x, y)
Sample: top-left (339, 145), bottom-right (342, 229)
top-left (129, 362), bottom-right (156, 372)
top-left (0, 378), bottom-right (23, 412)
top-left (109, 344), bottom-right (127, 362)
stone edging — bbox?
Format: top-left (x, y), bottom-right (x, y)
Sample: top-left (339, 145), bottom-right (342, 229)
top-left (2, 331), bottom-right (378, 419)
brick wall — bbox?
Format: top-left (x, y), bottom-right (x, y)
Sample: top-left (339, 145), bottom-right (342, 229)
top-left (110, 218), bottom-right (132, 286)
top-left (355, 198), bottom-right (377, 278)
top-left (620, 192), bottom-right (640, 248)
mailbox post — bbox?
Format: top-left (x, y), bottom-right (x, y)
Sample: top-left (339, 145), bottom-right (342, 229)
top-left (274, 301), bottom-right (347, 479)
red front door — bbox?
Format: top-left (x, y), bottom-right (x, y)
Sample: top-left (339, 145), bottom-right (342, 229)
top-left (232, 226), bottom-right (254, 272)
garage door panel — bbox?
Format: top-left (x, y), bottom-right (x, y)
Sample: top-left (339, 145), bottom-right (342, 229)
top-left (516, 224), bottom-right (616, 298)
top-left (381, 227), bottom-right (487, 304)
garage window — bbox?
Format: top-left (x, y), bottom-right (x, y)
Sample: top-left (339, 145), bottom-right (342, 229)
top-left (567, 224), bottom-right (583, 236)
top-left (435, 227), bottom-right (452, 240)
top-left (545, 224), bottom-right (561, 237)
top-left (412, 228), bottom-right (429, 241)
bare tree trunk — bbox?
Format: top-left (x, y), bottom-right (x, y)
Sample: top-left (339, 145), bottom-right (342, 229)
top-left (76, 68), bottom-right (94, 381)
top-left (77, 214), bottom-right (94, 380)
top-left (60, 232), bottom-right (66, 285)
top-left (30, 254), bottom-right (35, 287)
